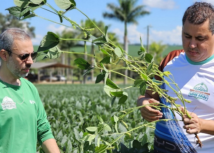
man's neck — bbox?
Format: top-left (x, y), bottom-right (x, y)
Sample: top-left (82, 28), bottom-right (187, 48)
top-left (0, 66), bottom-right (21, 86)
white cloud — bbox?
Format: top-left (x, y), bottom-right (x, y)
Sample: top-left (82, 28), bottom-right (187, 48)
top-left (201, 0), bottom-right (214, 5)
top-left (32, 34), bottom-right (43, 45)
top-left (47, 24), bottom-right (74, 33)
top-left (112, 24), bottom-right (144, 44)
top-left (127, 25), bottom-right (144, 44)
top-left (150, 26), bottom-right (182, 45)
top-left (112, 24), bottom-right (182, 45)
top-left (143, 0), bottom-right (176, 9)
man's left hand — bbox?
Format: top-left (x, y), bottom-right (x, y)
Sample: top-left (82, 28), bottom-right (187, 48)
top-left (183, 111), bottom-right (202, 134)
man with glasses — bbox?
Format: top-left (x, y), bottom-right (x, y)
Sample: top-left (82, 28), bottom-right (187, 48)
top-left (0, 28), bottom-right (60, 153)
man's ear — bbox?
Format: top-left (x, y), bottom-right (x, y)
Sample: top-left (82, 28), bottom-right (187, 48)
top-left (0, 49), bottom-right (9, 61)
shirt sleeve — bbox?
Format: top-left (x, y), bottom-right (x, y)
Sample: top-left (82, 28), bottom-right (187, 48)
top-left (154, 49), bottom-right (184, 80)
top-left (35, 89), bottom-right (54, 145)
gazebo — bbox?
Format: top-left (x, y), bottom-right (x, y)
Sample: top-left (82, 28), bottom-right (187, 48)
top-left (30, 62), bottom-right (73, 82)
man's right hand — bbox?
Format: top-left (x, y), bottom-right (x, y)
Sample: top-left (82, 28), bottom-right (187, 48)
top-left (137, 96), bottom-right (163, 122)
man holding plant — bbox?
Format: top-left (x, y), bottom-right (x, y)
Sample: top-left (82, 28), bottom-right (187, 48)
top-left (138, 2), bottom-right (214, 153)
top-left (0, 28), bottom-right (60, 153)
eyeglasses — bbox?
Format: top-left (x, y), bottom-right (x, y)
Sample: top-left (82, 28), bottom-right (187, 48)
top-left (6, 50), bottom-right (38, 61)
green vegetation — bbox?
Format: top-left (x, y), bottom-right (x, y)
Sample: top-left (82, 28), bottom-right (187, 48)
top-left (36, 84), bottom-right (154, 153)
top-left (8, 0), bottom-right (195, 152)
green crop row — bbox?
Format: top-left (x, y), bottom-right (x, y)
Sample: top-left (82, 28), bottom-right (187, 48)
top-left (35, 84), bottom-right (154, 153)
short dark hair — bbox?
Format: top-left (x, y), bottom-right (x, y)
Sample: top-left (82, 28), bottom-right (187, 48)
top-left (182, 2), bottom-right (214, 34)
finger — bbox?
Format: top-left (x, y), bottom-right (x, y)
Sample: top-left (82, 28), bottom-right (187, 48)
top-left (183, 117), bottom-right (192, 124)
top-left (142, 106), bottom-right (163, 117)
top-left (148, 99), bottom-right (160, 106)
top-left (186, 128), bottom-right (198, 134)
top-left (143, 115), bottom-right (162, 122)
top-left (141, 109), bottom-right (163, 121)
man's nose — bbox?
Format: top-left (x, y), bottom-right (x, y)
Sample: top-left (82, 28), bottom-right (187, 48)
top-left (26, 55), bottom-right (34, 64)
top-left (189, 39), bottom-right (197, 48)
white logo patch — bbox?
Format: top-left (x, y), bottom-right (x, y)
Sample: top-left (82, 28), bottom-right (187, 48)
top-left (1, 96), bottom-right (17, 110)
top-left (30, 100), bottom-right (35, 104)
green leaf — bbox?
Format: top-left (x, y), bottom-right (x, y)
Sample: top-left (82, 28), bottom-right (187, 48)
top-left (74, 128), bottom-right (80, 141)
top-left (74, 58), bottom-right (90, 69)
top-left (54, 0), bottom-right (75, 10)
top-left (86, 135), bottom-right (96, 145)
top-left (67, 139), bottom-right (72, 152)
top-left (14, 0), bottom-right (29, 7)
top-left (95, 144), bottom-right (108, 153)
top-left (86, 127), bottom-right (97, 132)
top-left (83, 67), bottom-right (94, 76)
top-left (104, 72), bottom-right (108, 86)
top-left (38, 32), bottom-right (60, 51)
top-left (114, 47), bottom-right (123, 58)
top-left (30, 0), bottom-right (43, 4)
top-left (118, 95), bottom-right (128, 104)
top-left (145, 53), bottom-right (153, 63)
top-left (106, 78), bottom-right (119, 89)
top-left (119, 123), bottom-right (127, 132)
top-left (114, 115), bottom-right (119, 122)
top-left (100, 48), bottom-right (110, 55)
top-left (21, 13), bottom-right (36, 20)
top-left (133, 79), bottom-right (144, 87)
top-left (95, 73), bottom-right (105, 84)
top-left (6, 6), bottom-right (23, 18)
top-left (46, 46), bottom-right (61, 59)
top-left (140, 81), bottom-right (147, 95)
top-left (111, 96), bottom-right (116, 106)
top-left (141, 73), bottom-right (148, 81)
top-left (6, 6), bottom-right (36, 20)
top-left (100, 56), bottom-right (111, 64)
top-left (104, 85), bottom-right (112, 97)
top-left (147, 62), bottom-right (153, 74)
top-left (110, 90), bottom-right (123, 97)
top-left (92, 36), bottom-right (106, 45)
top-left (103, 124), bottom-right (111, 132)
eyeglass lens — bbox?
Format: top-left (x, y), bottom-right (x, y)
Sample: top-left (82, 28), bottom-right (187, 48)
top-left (20, 52), bottom-right (37, 60)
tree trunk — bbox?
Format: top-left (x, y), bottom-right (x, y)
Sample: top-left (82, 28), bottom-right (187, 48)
top-left (91, 44), bottom-right (94, 82)
top-left (123, 21), bottom-right (128, 84)
top-left (83, 41), bottom-right (87, 84)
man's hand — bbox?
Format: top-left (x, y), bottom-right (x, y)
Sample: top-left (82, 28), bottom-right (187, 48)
top-left (137, 96), bottom-right (163, 122)
top-left (183, 111), bottom-right (202, 134)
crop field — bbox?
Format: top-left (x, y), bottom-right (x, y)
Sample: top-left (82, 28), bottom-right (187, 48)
top-left (35, 84), bottom-right (154, 153)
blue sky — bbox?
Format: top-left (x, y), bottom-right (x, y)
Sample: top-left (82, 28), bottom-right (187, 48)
top-left (1, 0), bottom-right (214, 45)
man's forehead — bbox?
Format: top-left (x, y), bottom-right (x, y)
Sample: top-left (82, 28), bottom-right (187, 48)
top-left (11, 39), bottom-right (33, 52)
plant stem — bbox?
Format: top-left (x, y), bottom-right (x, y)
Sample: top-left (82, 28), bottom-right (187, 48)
top-left (59, 50), bottom-right (94, 58)
top-left (75, 8), bottom-right (105, 36)
top-left (35, 15), bottom-right (70, 28)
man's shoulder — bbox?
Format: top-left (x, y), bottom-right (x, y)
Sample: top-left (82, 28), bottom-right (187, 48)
top-left (20, 77), bottom-right (37, 89)
top-left (159, 49), bottom-right (185, 72)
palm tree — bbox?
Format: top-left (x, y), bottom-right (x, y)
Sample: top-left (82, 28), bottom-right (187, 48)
top-left (103, 0), bottom-right (150, 84)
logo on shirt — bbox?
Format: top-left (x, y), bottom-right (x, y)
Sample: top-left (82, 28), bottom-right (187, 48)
top-left (1, 96), bottom-right (17, 110)
top-left (29, 100), bottom-right (35, 104)
top-left (188, 83), bottom-right (210, 101)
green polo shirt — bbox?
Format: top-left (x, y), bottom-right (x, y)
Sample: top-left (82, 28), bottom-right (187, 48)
top-left (0, 78), bottom-right (54, 153)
